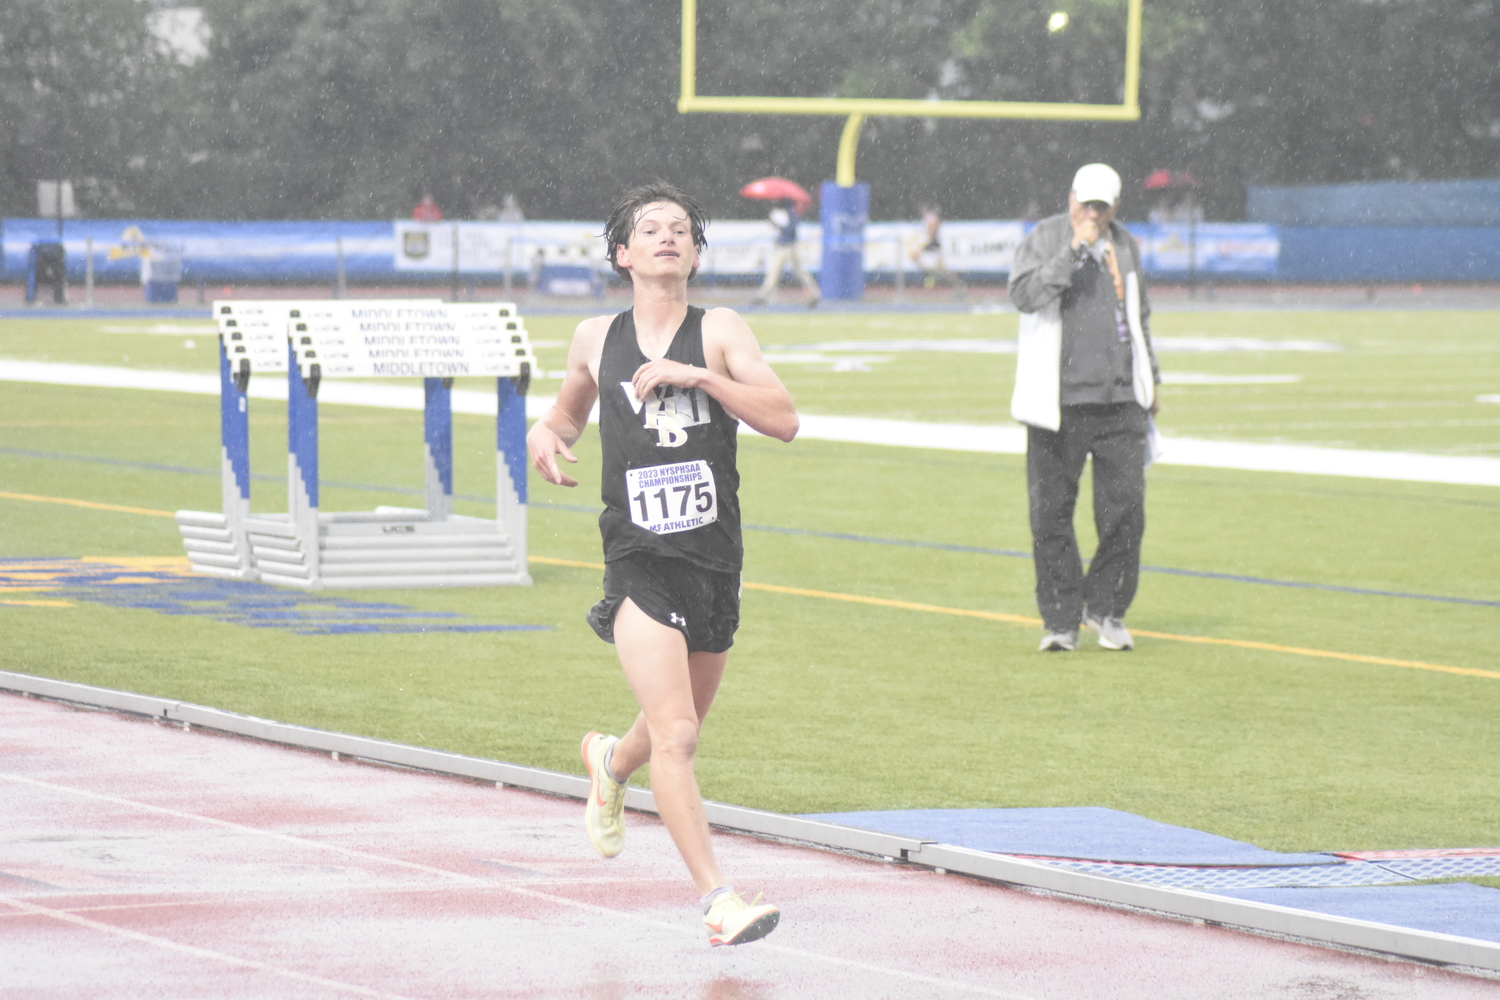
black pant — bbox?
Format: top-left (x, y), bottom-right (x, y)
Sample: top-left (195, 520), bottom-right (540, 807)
top-left (1026, 404), bottom-right (1148, 633)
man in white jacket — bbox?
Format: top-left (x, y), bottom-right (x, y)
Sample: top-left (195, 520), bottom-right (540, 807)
top-left (1007, 163), bottom-right (1161, 652)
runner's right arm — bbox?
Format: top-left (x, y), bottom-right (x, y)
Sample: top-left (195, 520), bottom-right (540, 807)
top-left (630, 308), bottom-right (798, 443)
top-left (526, 316), bottom-right (608, 487)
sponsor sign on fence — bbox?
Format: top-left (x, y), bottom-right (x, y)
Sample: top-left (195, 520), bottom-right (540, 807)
top-left (42, 216), bottom-right (1500, 283)
top-left (392, 221), bottom-right (607, 276)
top-left (1135, 223), bottom-right (1279, 276)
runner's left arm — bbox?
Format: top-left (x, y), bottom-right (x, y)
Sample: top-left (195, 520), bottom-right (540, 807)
top-left (630, 309), bottom-right (798, 442)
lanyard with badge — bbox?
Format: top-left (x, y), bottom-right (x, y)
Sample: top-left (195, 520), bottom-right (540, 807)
top-left (1100, 239), bottom-right (1130, 343)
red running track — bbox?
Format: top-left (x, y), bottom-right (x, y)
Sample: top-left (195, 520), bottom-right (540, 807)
top-left (2, 692), bottom-right (1493, 999)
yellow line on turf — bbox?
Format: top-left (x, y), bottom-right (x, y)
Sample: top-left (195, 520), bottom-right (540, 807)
top-left (528, 556), bottom-right (606, 570)
top-left (80, 556), bottom-right (194, 573)
top-left (0, 491), bottom-right (175, 518)
top-left (525, 557), bottom-right (1500, 681)
top-left (0, 495), bottom-right (1484, 680)
top-left (0, 599), bottom-right (71, 607)
top-left (1127, 628), bottom-right (1500, 680)
top-left (743, 580), bottom-right (1042, 626)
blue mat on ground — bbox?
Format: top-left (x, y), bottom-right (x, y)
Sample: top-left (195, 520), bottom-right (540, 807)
top-left (1221, 884), bottom-right (1500, 943)
top-left (799, 807), bottom-right (1339, 866)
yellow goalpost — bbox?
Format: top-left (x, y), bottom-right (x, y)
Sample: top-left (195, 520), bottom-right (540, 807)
top-left (678, 0), bottom-right (1143, 185)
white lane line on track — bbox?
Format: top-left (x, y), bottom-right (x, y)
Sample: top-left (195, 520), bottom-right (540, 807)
top-left (0, 894), bottom-right (424, 1000)
top-left (0, 878), bottom-right (694, 926)
top-left (1, 771), bottom-right (1038, 999)
top-left (10, 358), bottom-right (1492, 486)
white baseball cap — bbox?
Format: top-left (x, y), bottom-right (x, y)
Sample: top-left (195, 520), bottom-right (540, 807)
top-left (1072, 163), bottom-right (1122, 207)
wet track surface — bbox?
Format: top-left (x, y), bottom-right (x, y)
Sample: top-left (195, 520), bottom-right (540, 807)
top-left (2, 692), bottom-right (1494, 999)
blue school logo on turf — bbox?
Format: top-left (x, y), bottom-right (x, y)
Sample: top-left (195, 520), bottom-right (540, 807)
top-left (0, 559), bottom-right (551, 636)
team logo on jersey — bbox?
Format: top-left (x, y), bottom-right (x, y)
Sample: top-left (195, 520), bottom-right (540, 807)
top-left (621, 382), bottom-right (711, 447)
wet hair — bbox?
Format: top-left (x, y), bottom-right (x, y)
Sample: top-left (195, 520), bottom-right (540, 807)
top-left (603, 181), bottom-right (710, 281)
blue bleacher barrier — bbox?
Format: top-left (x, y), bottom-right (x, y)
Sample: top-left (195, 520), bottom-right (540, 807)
top-left (1249, 178), bottom-right (1500, 227)
top-left (1275, 226), bottom-right (1500, 283)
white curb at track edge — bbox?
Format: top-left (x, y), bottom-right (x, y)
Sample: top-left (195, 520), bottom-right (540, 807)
top-left (4, 669), bottom-right (1498, 976)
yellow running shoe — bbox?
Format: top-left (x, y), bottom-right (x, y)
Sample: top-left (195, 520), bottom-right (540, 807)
top-left (581, 731), bottom-right (625, 858)
top-left (704, 891), bottom-right (780, 947)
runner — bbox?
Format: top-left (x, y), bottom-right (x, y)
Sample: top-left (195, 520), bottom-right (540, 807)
top-left (526, 182), bottom-right (799, 947)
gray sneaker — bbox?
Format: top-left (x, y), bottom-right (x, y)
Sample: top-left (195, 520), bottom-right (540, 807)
top-left (1038, 629), bottom-right (1079, 652)
top-left (1086, 616), bottom-right (1134, 651)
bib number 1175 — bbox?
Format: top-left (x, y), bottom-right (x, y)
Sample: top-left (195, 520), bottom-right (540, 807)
top-left (625, 460), bottom-right (718, 535)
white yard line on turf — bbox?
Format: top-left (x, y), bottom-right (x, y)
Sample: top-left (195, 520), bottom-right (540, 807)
top-left (4, 359), bottom-right (1499, 488)
top-left (98, 324), bottom-right (222, 335)
top-left (780, 337), bottom-right (1343, 353)
top-left (783, 414), bottom-right (1500, 487)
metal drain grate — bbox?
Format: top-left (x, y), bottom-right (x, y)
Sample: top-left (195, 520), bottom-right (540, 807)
top-left (1027, 855), bottom-right (1500, 890)
top-left (1380, 856), bottom-right (1500, 880)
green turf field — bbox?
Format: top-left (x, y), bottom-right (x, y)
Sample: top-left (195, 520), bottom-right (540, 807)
top-left (2, 311), bottom-right (1499, 861)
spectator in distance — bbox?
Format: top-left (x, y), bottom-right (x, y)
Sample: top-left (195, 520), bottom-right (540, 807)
top-left (1008, 162), bottom-right (1162, 654)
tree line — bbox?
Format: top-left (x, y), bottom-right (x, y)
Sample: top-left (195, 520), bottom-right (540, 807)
top-left (3, 0), bottom-right (1496, 223)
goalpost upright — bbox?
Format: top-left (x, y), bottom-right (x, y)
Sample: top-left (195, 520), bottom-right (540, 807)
top-left (677, 0), bottom-right (1144, 298)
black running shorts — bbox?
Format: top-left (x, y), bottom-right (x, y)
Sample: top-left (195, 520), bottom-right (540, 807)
top-left (586, 551), bottom-right (740, 654)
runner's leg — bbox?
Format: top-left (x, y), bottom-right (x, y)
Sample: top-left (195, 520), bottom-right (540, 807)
top-left (610, 597), bottom-right (727, 893)
top-left (610, 648), bottom-right (725, 778)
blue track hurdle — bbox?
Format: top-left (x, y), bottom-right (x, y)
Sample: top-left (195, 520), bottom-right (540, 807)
top-left (177, 300), bottom-right (536, 589)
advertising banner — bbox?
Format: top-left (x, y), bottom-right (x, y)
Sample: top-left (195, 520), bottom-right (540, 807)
top-left (4, 217), bottom-right (1284, 284)
top-left (1133, 223), bottom-right (1280, 276)
top-left (393, 221), bottom-right (607, 277)
top-left (2, 219), bottom-right (393, 284)
top-left (861, 221), bottom-right (1029, 274)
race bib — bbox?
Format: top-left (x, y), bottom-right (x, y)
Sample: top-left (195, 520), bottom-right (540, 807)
top-left (625, 460), bottom-right (717, 535)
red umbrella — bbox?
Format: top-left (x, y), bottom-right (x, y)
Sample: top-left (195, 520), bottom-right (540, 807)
top-left (740, 177), bottom-right (813, 214)
top-left (1144, 169), bottom-right (1199, 190)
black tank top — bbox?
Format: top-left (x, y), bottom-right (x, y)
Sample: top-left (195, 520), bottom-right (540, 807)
top-left (597, 307), bottom-right (742, 572)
